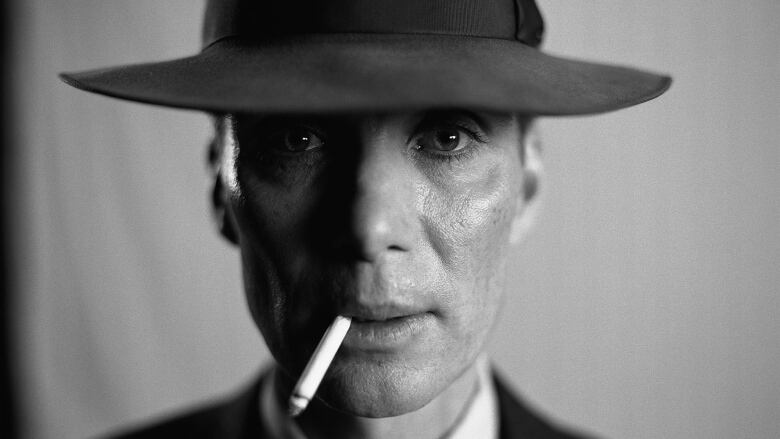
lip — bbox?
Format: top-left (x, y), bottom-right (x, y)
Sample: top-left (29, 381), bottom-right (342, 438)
top-left (341, 312), bottom-right (434, 352)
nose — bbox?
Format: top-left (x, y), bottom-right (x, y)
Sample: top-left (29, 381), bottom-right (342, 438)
top-left (347, 132), bottom-right (416, 262)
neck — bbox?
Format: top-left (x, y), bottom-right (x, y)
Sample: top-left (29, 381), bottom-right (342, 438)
top-left (274, 363), bottom-right (480, 439)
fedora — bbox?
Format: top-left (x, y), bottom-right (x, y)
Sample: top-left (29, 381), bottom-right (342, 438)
top-left (60, 0), bottom-right (671, 115)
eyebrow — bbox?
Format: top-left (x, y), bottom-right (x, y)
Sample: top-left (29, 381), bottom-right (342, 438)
top-left (415, 108), bottom-right (516, 133)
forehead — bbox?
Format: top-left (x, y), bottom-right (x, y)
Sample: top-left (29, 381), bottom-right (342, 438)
top-left (231, 110), bottom-right (516, 125)
top-left (224, 110), bottom-right (524, 140)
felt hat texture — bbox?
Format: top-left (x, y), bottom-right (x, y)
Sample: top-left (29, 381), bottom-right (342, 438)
top-left (60, 0), bottom-right (671, 115)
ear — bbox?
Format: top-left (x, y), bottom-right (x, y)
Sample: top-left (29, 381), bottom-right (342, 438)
top-left (208, 116), bottom-right (239, 246)
top-left (509, 125), bottom-right (543, 245)
top-left (212, 174), bottom-right (239, 245)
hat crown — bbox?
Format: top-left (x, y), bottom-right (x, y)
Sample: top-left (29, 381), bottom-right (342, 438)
top-left (202, 0), bottom-right (544, 48)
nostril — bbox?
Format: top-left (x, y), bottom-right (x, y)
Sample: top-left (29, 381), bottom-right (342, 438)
top-left (388, 245), bottom-right (405, 252)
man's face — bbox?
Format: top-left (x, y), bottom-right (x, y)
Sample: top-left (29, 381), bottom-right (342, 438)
top-left (216, 110), bottom-right (534, 417)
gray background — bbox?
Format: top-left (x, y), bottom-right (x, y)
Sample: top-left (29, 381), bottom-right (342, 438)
top-left (12, 1), bottom-right (779, 438)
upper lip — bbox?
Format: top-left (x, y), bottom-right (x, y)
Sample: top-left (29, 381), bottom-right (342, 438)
top-left (339, 303), bottom-right (426, 322)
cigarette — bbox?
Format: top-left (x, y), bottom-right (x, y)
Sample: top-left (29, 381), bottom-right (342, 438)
top-left (288, 315), bottom-right (352, 417)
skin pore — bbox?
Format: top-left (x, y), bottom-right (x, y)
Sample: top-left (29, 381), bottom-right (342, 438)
top-left (211, 110), bottom-right (539, 439)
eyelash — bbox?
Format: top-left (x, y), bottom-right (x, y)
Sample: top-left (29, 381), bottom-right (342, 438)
top-left (409, 122), bottom-right (487, 163)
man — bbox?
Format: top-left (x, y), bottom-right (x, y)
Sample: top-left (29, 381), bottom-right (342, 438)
top-left (61, 0), bottom-right (670, 438)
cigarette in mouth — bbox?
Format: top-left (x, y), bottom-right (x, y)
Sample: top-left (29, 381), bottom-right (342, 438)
top-left (288, 315), bottom-right (352, 417)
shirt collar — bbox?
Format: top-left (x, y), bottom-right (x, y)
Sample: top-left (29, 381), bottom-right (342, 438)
top-left (450, 354), bottom-right (499, 439)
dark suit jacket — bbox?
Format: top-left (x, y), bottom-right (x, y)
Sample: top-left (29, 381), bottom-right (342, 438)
top-left (110, 371), bottom-right (591, 438)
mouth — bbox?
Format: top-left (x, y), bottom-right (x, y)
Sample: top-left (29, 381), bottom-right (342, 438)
top-left (341, 311), bottom-right (435, 352)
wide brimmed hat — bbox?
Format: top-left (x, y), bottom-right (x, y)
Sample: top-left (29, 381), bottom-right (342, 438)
top-left (60, 0), bottom-right (671, 115)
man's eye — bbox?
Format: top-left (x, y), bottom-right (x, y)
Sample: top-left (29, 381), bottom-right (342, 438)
top-left (268, 127), bottom-right (325, 153)
top-left (414, 127), bottom-right (470, 154)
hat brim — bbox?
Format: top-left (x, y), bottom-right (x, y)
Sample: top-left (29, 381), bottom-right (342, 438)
top-left (60, 34), bottom-right (671, 116)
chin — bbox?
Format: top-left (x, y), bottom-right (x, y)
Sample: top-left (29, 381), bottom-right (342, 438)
top-left (316, 360), bottom-right (446, 418)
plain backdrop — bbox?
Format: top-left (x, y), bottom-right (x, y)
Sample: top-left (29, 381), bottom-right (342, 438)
top-left (12, 1), bottom-right (779, 438)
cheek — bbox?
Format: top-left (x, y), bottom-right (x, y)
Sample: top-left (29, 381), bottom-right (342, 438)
top-left (422, 160), bottom-right (521, 272)
top-left (229, 168), bottom-right (324, 367)
top-left (421, 157), bottom-right (522, 344)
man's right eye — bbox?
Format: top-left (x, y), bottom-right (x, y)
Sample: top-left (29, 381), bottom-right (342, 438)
top-left (267, 127), bottom-right (325, 153)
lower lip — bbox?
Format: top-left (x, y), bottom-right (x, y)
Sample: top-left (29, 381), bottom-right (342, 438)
top-left (342, 313), bottom-right (434, 351)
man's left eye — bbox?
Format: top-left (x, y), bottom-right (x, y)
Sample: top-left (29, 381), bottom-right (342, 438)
top-left (414, 127), bottom-right (470, 154)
